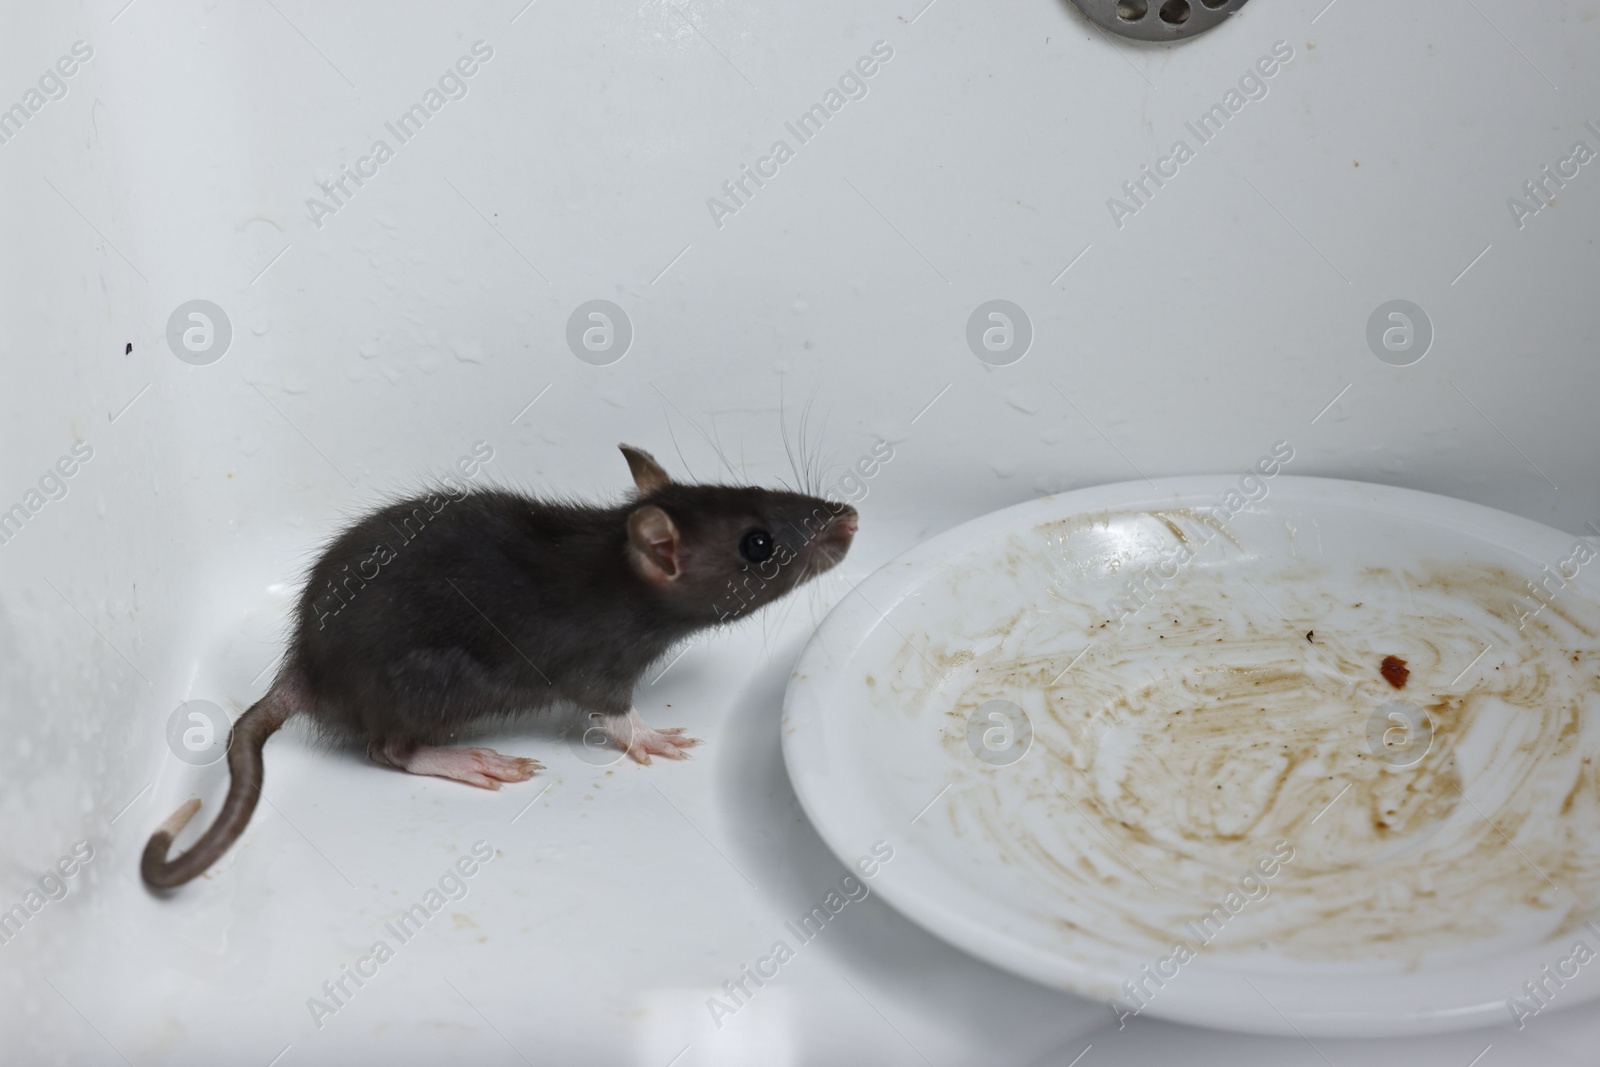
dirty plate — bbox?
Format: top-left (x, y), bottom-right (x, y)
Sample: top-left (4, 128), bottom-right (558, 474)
top-left (782, 475), bottom-right (1600, 1036)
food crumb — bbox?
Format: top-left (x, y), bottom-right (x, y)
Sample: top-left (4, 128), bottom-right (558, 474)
top-left (1380, 655), bottom-right (1409, 689)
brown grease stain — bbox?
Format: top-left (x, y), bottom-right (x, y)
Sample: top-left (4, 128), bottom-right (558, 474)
top-left (875, 513), bottom-right (1600, 969)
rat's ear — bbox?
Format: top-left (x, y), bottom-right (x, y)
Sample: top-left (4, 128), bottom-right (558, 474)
top-left (627, 505), bottom-right (682, 582)
top-left (620, 445), bottom-right (671, 495)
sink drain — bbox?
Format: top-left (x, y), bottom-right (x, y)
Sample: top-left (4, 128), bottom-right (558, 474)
top-left (1071, 0), bottom-right (1248, 42)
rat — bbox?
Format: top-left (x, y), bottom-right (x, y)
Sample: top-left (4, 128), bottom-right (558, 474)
top-left (142, 444), bottom-right (858, 889)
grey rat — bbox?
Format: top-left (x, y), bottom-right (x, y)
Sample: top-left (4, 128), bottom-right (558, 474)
top-left (142, 445), bottom-right (857, 889)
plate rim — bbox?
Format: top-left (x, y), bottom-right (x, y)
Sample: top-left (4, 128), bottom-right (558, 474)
top-left (781, 474), bottom-right (1598, 1037)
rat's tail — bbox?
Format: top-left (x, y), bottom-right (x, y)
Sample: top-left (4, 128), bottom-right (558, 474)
top-left (140, 675), bottom-right (302, 889)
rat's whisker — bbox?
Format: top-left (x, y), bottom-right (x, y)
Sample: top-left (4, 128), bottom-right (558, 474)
top-left (658, 399), bottom-right (697, 483)
top-left (652, 383), bottom-right (739, 483)
top-left (780, 383), bottom-right (805, 495)
top-left (799, 387), bottom-right (821, 495)
top-left (705, 408), bottom-right (741, 485)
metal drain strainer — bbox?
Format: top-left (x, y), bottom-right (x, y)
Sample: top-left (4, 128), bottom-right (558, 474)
top-left (1071, 0), bottom-right (1248, 42)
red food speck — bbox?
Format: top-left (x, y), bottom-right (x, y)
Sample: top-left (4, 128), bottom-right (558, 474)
top-left (1380, 655), bottom-right (1409, 689)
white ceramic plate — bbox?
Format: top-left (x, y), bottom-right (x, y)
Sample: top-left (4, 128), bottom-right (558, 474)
top-left (782, 476), bottom-right (1600, 1037)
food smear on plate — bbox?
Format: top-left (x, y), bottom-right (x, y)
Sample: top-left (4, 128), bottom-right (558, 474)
top-left (1380, 654), bottom-right (1410, 688)
top-left (873, 509), bottom-right (1600, 970)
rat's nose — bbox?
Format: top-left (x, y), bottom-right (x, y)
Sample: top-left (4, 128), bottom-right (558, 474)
top-left (830, 505), bottom-right (859, 539)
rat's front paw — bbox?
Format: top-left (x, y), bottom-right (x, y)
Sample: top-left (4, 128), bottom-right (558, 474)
top-left (622, 725), bottom-right (700, 766)
top-left (600, 709), bottom-right (701, 766)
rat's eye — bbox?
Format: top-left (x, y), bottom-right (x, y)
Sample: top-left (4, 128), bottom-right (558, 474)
top-left (739, 529), bottom-right (774, 563)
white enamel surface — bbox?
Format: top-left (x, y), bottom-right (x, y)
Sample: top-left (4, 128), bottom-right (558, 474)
top-left (785, 476), bottom-right (1600, 1036)
top-left (4, 0), bottom-right (1600, 1063)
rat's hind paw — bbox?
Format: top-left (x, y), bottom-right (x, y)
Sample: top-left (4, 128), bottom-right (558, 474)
top-left (599, 709), bottom-right (702, 766)
top-left (371, 740), bottom-right (543, 790)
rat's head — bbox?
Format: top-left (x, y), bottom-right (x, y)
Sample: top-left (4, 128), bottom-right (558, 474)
top-left (618, 444), bottom-right (858, 622)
